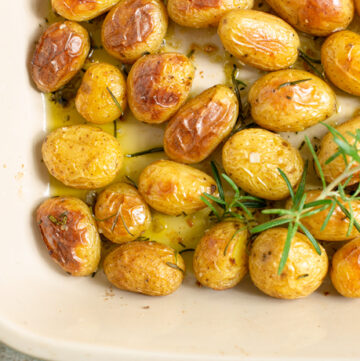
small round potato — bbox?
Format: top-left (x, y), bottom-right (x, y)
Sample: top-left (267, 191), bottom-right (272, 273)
top-left (75, 63), bottom-right (127, 124)
top-left (167, 0), bottom-right (254, 28)
top-left (218, 9), bottom-right (299, 71)
top-left (36, 196), bottom-right (101, 276)
top-left (248, 70), bottom-right (336, 132)
top-left (265, 0), bottom-right (354, 37)
top-left (193, 221), bottom-right (248, 290)
top-left (94, 183), bottom-right (151, 243)
top-left (249, 228), bottom-right (328, 299)
top-left (356, 0), bottom-right (360, 15)
top-left (222, 128), bottom-right (304, 200)
top-left (127, 53), bottom-right (195, 124)
top-left (104, 240), bottom-right (185, 296)
top-left (164, 85), bottom-right (238, 164)
top-left (321, 31), bottom-right (360, 96)
top-left (31, 21), bottom-right (90, 93)
top-left (101, 0), bottom-right (168, 64)
top-left (138, 160), bottom-right (218, 215)
top-left (51, 0), bottom-right (120, 21)
top-left (42, 125), bottom-right (123, 189)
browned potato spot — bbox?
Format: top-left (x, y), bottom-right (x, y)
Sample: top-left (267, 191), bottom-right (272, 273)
top-left (164, 85), bottom-right (238, 164)
top-left (104, 241), bottom-right (185, 296)
top-left (36, 197), bottom-right (101, 276)
top-left (31, 21), bottom-right (90, 93)
top-left (127, 53), bottom-right (194, 124)
top-left (356, 0), bottom-right (360, 15)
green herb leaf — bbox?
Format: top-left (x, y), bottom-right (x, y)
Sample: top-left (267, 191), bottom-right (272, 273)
top-left (305, 136), bottom-right (326, 189)
top-left (210, 161), bottom-right (225, 205)
top-left (278, 168), bottom-right (295, 200)
top-left (200, 195), bottom-right (220, 219)
top-left (277, 78), bottom-right (311, 89)
top-left (278, 222), bottom-right (298, 275)
top-left (166, 262), bottom-right (185, 273)
top-left (106, 87), bottom-right (123, 115)
top-left (125, 147), bottom-right (164, 158)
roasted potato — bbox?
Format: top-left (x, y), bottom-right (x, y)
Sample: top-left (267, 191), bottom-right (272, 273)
top-left (42, 125), bottom-right (123, 189)
top-left (36, 196), bottom-right (101, 276)
top-left (127, 53), bottom-right (194, 124)
top-left (138, 160), bottom-right (217, 215)
top-left (75, 63), bottom-right (127, 124)
top-left (249, 228), bottom-right (328, 299)
top-left (222, 128), bottom-right (304, 200)
top-left (104, 240), bottom-right (185, 295)
top-left (193, 221), bottom-right (248, 290)
top-left (31, 21), bottom-right (90, 93)
top-left (164, 85), bottom-right (238, 164)
top-left (322, 31), bottom-right (360, 96)
top-left (101, 0), bottom-right (168, 64)
top-left (167, 0), bottom-right (254, 28)
top-left (248, 70), bottom-right (336, 132)
top-left (265, 0), bottom-right (354, 37)
top-left (356, 0), bottom-right (360, 15)
top-left (218, 9), bottom-right (299, 71)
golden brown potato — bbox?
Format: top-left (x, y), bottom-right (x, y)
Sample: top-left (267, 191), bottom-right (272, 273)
top-left (127, 53), bottom-right (194, 124)
top-left (265, 0), bottom-right (354, 37)
top-left (138, 160), bottom-right (217, 215)
top-left (31, 21), bottom-right (90, 93)
top-left (94, 183), bottom-right (151, 243)
top-left (249, 228), bottom-right (328, 299)
top-left (322, 31), bottom-right (360, 96)
top-left (356, 0), bottom-right (360, 15)
top-left (36, 196), bottom-right (101, 276)
top-left (75, 63), bottom-right (127, 124)
top-left (42, 125), bottom-right (123, 189)
top-left (167, 0), bottom-right (253, 28)
top-left (248, 70), bottom-right (336, 132)
top-left (51, 0), bottom-right (120, 21)
top-left (104, 240), bottom-right (185, 295)
top-left (218, 9), bottom-right (299, 71)
top-left (222, 128), bottom-right (303, 200)
top-left (101, 0), bottom-right (168, 64)
top-left (193, 221), bottom-right (248, 290)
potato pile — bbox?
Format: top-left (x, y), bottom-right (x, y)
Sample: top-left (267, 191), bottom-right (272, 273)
top-left (31, 0), bottom-right (360, 299)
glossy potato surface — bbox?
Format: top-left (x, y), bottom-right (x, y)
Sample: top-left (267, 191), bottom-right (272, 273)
top-left (36, 197), bottom-right (101, 276)
top-left (31, 21), bottom-right (90, 93)
top-left (164, 85), bottom-right (238, 164)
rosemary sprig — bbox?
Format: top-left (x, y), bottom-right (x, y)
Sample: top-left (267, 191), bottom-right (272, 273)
top-left (231, 65), bottom-right (249, 123)
top-left (106, 87), bottom-right (124, 116)
top-left (125, 147), bottom-right (164, 158)
top-left (48, 212), bottom-right (68, 226)
top-left (277, 78), bottom-right (311, 89)
top-left (298, 49), bottom-right (324, 79)
top-left (187, 49), bottom-right (195, 58)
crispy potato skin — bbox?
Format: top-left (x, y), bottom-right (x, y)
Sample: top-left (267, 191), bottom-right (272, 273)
top-left (138, 160), bottom-right (218, 215)
top-left (75, 63), bottom-right (127, 124)
top-left (94, 183), bottom-right (151, 243)
top-left (31, 21), bottom-right (90, 93)
top-left (127, 53), bottom-right (194, 124)
top-left (193, 221), bottom-right (248, 290)
top-left (322, 31), bottom-right (360, 96)
top-left (51, 0), bottom-right (120, 21)
top-left (167, 0), bottom-right (254, 28)
top-left (356, 0), bottom-right (360, 15)
top-left (104, 241), bottom-right (185, 296)
top-left (42, 125), bottom-right (123, 189)
top-left (265, 0), bottom-right (353, 36)
top-left (248, 70), bottom-right (336, 132)
top-left (164, 85), bottom-right (238, 164)
top-left (222, 128), bottom-right (303, 200)
top-left (101, 0), bottom-right (168, 64)
top-left (218, 9), bottom-right (299, 71)
top-left (36, 197), bottom-right (101, 276)
top-left (249, 228), bottom-right (328, 299)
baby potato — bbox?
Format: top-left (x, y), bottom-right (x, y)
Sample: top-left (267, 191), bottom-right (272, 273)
top-left (138, 160), bottom-right (217, 215)
top-left (36, 196), bottom-right (101, 276)
top-left (104, 240), bottom-right (185, 296)
top-left (167, 0), bottom-right (253, 28)
top-left (193, 221), bottom-right (248, 290)
top-left (218, 9), bottom-right (299, 71)
top-left (42, 125), bottom-right (123, 189)
top-left (356, 0), bottom-right (360, 15)
top-left (249, 228), bottom-right (328, 299)
top-left (222, 128), bottom-right (303, 200)
top-left (164, 85), bottom-right (238, 164)
top-left (31, 21), bottom-right (90, 93)
top-left (127, 53), bottom-right (194, 124)
top-left (94, 183), bottom-right (151, 243)
top-left (248, 70), bottom-right (336, 132)
top-left (101, 0), bottom-right (168, 64)
top-left (75, 63), bottom-right (127, 124)
top-left (322, 31), bottom-right (360, 96)
top-left (265, 0), bottom-right (354, 37)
